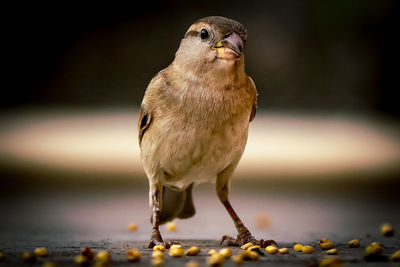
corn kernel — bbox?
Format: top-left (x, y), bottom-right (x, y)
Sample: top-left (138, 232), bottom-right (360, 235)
top-left (370, 242), bottom-right (383, 253)
top-left (43, 262), bottom-right (57, 267)
top-left (278, 248), bottom-right (289, 254)
top-left (22, 252), bottom-right (36, 263)
top-left (241, 250), bottom-right (258, 261)
top-left (248, 245), bottom-right (261, 252)
top-left (241, 250), bottom-right (259, 261)
top-left (231, 255), bottom-right (244, 265)
top-left (370, 241), bottom-right (382, 247)
top-left (266, 246), bottom-right (278, 254)
top-left (96, 251), bottom-right (111, 263)
top-left (293, 244), bottom-right (303, 252)
top-left (128, 223), bottom-right (138, 231)
top-left (151, 258), bottom-right (164, 266)
top-left (364, 243), bottom-right (386, 261)
top-left (320, 257), bottom-right (343, 267)
top-left (240, 250), bottom-right (251, 260)
top-left (320, 238), bottom-right (330, 243)
top-left (185, 246), bottom-right (200, 256)
top-left (381, 223), bottom-right (394, 237)
top-left (34, 247), bottom-right (49, 257)
top-left (186, 261), bottom-right (200, 267)
top-left (0, 252), bottom-right (5, 261)
top-left (153, 245), bottom-right (166, 252)
top-left (391, 250), bottom-right (400, 262)
top-left (302, 246), bottom-right (314, 254)
top-left (169, 245), bottom-right (184, 257)
top-left (365, 245), bottom-right (378, 255)
top-left (249, 251), bottom-right (259, 261)
top-left (81, 247), bottom-right (94, 260)
top-left (365, 245), bottom-right (380, 256)
top-left (219, 248), bottom-right (232, 258)
top-left (207, 253), bottom-right (224, 267)
top-left (327, 248), bottom-right (338, 255)
top-left (240, 242), bottom-right (254, 250)
top-left (166, 222), bottom-right (177, 232)
top-left (348, 239), bottom-right (360, 248)
top-left (320, 242), bottom-right (335, 250)
top-left (152, 251), bottom-right (164, 259)
top-left (75, 255), bottom-right (89, 265)
top-left (126, 249), bottom-right (141, 262)
top-left (208, 249), bottom-right (218, 255)
top-left (242, 250), bottom-right (260, 261)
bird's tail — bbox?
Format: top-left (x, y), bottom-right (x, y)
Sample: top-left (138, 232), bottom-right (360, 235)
top-left (151, 183), bottom-right (196, 224)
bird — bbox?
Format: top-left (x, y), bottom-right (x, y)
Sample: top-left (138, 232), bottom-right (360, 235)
top-left (138, 16), bottom-right (276, 248)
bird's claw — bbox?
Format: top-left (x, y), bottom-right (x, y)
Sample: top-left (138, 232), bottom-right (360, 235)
top-left (148, 240), bottom-right (180, 249)
top-left (220, 234), bottom-right (277, 248)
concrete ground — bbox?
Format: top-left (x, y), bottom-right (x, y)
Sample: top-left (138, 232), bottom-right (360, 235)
top-left (0, 180), bottom-right (399, 266)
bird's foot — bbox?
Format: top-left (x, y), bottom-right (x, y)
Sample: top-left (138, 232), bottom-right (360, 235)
top-left (148, 228), bottom-right (180, 248)
top-left (221, 232), bottom-right (277, 248)
top-left (148, 239), bottom-right (180, 249)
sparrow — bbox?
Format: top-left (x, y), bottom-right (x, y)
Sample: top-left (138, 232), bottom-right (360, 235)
top-left (138, 16), bottom-right (276, 248)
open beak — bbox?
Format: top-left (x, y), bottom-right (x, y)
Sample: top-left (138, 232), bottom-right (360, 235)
top-left (214, 32), bottom-right (244, 60)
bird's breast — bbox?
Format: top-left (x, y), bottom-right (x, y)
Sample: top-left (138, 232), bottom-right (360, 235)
top-left (154, 109), bottom-right (250, 189)
top-left (140, 76), bottom-right (255, 190)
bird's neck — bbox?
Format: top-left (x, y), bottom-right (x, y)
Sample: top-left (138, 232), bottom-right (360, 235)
top-left (162, 59), bottom-right (252, 122)
top-left (170, 58), bottom-right (246, 91)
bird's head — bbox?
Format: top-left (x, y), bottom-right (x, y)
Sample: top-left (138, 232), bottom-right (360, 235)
top-left (174, 16), bottom-right (247, 72)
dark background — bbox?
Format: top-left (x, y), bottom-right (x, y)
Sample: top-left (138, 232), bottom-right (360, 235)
top-left (1, 3), bottom-right (400, 265)
top-left (3, 0), bottom-right (399, 116)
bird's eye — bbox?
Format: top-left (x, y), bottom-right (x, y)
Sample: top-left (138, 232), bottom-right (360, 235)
top-left (200, 29), bottom-right (209, 40)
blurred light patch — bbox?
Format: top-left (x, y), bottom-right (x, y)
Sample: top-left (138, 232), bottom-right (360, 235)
top-left (0, 109), bottom-right (399, 180)
top-left (240, 114), bottom-right (400, 178)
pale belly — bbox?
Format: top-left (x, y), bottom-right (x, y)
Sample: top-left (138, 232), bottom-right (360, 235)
top-left (141, 113), bottom-right (250, 190)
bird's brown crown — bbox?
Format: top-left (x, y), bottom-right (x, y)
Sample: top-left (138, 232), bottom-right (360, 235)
top-left (194, 16), bottom-right (247, 43)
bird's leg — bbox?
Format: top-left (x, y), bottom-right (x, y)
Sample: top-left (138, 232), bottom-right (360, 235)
top-left (216, 165), bottom-right (277, 248)
top-left (148, 184), bottom-right (164, 248)
top-left (147, 183), bottom-right (179, 248)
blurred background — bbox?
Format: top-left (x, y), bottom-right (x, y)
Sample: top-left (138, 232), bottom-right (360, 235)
top-left (0, 0), bottom-right (399, 246)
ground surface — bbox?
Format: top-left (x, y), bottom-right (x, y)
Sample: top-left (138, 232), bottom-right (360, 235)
top-left (0, 182), bottom-right (399, 266)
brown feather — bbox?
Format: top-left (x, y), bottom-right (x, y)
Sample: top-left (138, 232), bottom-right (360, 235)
top-left (248, 77), bottom-right (258, 122)
top-left (195, 16), bottom-right (247, 43)
top-left (138, 104), bottom-right (151, 145)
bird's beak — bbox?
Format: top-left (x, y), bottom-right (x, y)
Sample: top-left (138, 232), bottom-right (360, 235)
top-left (214, 32), bottom-right (244, 60)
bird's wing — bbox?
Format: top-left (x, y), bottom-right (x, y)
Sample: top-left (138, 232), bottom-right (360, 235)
top-left (138, 71), bottom-right (166, 145)
top-left (248, 76), bottom-right (258, 122)
top-left (138, 103), bottom-right (152, 145)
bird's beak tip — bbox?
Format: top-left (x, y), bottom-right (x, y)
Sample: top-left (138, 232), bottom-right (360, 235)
top-left (215, 32), bottom-right (243, 60)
